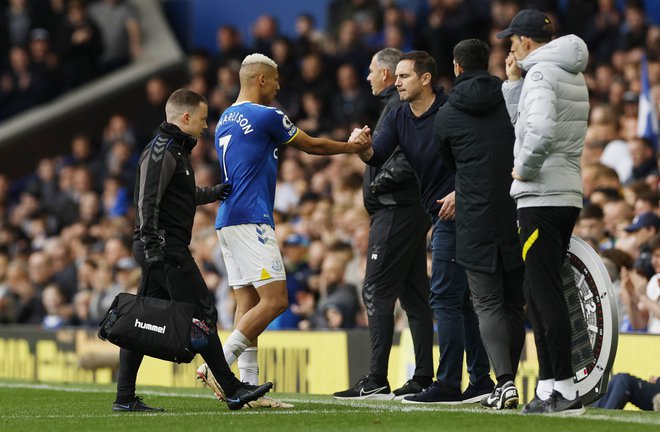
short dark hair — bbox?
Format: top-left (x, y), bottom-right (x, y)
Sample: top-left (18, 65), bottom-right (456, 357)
top-left (649, 233), bottom-right (660, 253)
top-left (453, 39), bottom-right (490, 71)
top-left (579, 204), bottom-right (604, 220)
top-left (167, 88), bottom-right (207, 108)
top-left (399, 51), bottom-right (437, 84)
top-left (165, 89), bottom-right (207, 120)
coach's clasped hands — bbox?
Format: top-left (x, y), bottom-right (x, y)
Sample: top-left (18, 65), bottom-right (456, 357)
top-left (213, 183), bottom-right (233, 202)
top-left (348, 125), bottom-right (372, 152)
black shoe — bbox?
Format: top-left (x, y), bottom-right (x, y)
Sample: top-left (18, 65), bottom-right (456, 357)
top-left (225, 382), bottom-right (273, 411)
top-left (112, 396), bottom-right (165, 412)
top-left (393, 379), bottom-right (426, 400)
top-left (333, 375), bottom-right (394, 400)
top-left (479, 381), bottom-right (519, 409)
top-left (401, 381), bottom-right (462, 404)
top-left (521, 395), bottom-right (545, 414)
top-left (543, 391), bottom-right (585, 416)
top-left (462, 377), bottom-right (495, 404)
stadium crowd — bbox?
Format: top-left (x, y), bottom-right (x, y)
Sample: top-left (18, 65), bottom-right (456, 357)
top-left (0, 0), bottom-right (659, 337)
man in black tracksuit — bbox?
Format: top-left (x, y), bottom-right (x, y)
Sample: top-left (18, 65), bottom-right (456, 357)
top-left (333, 48), bottom-right (434, 400)
top-left (435, 39), bottom-right (525, 410)
top-left (113, 89), bottom-right (272, 412)
top-left (357, 51), bottom-right (491, 404)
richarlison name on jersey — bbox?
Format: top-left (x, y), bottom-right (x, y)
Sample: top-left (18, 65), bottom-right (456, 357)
top-left (219, 111), bottom-right (253, 135)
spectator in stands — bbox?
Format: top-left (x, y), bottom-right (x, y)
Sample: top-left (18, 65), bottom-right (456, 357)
top-left (268, 233), bottom-right (313, 330)
top-left (583, 0), bottom-right (621, 65)
top-left (0, 45), bottom-right (50, 119)
top-left (332, 63), bottom-right (376, 129)
top-left (627, 137), bottom-right (659, 184)
top-left (617, 0), bottom-right (649, 51)
top-left (623, 211), bottom-right (660, 278)
top-left (28, 27), bottom-right (61, 99)
top-left (575, 204), bottom-right (613, 250)
top-left (215, 24), bottom-right (249, 68)
top-left (0, 0), bottom-right (33, 55)
top-left (56, 0), bottom-right (102, 90)
top-left (310, 252), bottom-right (360, 329)
top-left (251, 14), bottom-right (279, 56)
top-left (88, 0), bottom-right (142, 73)
top-left (7, 258), bottom-right (43, 324)
top-left (595, 373), bottom-right (660, 410)
top-left (43, 238), bottom-right (77, 301)
top-left (41, 283), bottom-right (70, 329)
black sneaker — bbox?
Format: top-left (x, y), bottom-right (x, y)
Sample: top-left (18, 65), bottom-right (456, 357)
top-left (479, 381), bottom-right (519, 409)
top-left (112, 396), bottom-right (165, 412)
top-left (462, 377), bottom-right (495, 403)
top-left (225, 382), bottom-right (273, 411)
top-left (333, 375), bottom-right (394, 400)
top-left (393, 379), bottom-right (426, 400)
top-left (543, 391), bottom-right (585, 416)
top-left (521, 395), bottom-right (545, 414)
top-left (401, 381), bottom-right (462, 404)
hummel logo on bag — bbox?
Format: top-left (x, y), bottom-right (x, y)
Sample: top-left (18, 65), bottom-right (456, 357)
top-left (134, 318), bottom-right (166, 334)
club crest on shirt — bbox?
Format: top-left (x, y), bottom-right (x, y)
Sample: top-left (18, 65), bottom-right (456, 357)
top-left (282, 114), bottom-right (294, 130)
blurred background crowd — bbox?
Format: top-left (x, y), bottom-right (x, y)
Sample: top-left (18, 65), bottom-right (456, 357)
top-left (0, 0), bottom-right (659, 335)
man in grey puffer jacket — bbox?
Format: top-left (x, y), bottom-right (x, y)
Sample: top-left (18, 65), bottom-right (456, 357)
top-left (498, 9), bottom-right (589, 416)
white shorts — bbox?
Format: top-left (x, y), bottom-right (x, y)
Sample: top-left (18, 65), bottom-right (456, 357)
top-left (217, 224), bottom-right (286, 289)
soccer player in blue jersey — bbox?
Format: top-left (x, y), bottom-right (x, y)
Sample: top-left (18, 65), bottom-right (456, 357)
top-left (196, 53), bottom-right (370, 407)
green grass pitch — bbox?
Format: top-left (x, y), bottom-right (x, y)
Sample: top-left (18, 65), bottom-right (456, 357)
top-left (1, 380), bottom-right (659, 432)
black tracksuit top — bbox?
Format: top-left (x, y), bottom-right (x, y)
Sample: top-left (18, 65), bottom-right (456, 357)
top-left (133, 122), bottom-right (217, 259)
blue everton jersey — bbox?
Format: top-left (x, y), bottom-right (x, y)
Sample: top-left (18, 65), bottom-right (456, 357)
top-left (214, 102), bottom-right (298, 229)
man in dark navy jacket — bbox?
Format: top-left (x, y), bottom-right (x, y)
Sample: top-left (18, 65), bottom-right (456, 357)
top-left (334, 48), bottom-right (434, 401)
top-left (435, 39), bottom-right (525, 410)
top-left (356, 51), bottom-right (492, 404)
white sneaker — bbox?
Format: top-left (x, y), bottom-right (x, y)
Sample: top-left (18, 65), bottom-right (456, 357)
top-left (196, 363), bottom-right (226, 400)
top-left (245, 396), bottom-right (294, 409)
top-left (480, 381), bottom-right (519, 410)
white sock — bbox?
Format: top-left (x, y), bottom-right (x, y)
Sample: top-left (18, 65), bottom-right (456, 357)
top-left (238, 347), bottom-right (259, 385)
top-left (223, 329), bottom-right (250, 367)
top-left (554, 378), bottom-right (577, 400)
top-left (536, 379), bottom-right (555, 401)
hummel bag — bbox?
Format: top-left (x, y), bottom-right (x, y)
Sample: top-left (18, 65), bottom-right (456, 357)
top-left (98, 268), bottom-right (197, 363)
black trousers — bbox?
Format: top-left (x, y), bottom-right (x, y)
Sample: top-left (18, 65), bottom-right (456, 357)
top-left (517, 206), bottom-right (580, 382)
top-left (115, 243), bottom-right (240, 402)
top-left (363, 205), bottom-right (434, 379)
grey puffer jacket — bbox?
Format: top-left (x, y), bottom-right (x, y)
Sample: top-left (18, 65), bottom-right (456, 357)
top-left (502, 34), bottom-right (589, 209)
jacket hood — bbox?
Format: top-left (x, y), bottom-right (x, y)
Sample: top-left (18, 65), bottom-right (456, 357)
top-left (403, 86), bottom-right (447, 119)
top-left (519, 34), bottom-right (589, 74)
top-left (448, 70), bottom-right (504, 116)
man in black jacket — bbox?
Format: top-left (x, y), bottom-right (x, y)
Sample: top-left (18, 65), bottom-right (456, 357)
top-left (114, 89), bottom-right (272, 412)
top-left (356, 51), bottom-right (491, 404)
top-left (333, 48), bottom-right (434, 400)
top-left (435, 39), bottom-right (525, 410)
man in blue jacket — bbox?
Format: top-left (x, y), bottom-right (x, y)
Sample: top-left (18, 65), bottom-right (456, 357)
top-left (356, 50), bottom-right (492, 404)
